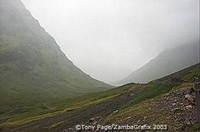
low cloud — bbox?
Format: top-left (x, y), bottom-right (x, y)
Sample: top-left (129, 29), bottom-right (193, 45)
top-left (22, 0), bottom-right (199, 83)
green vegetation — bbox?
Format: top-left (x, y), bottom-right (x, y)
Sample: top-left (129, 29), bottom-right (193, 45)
top-left (0, 63), bottom-right (199, 131)
top-left (181, 69), bottom-right (200, 81)
top-left (101, 65), bottom-right (200, 131)
top-left (49, 121), bottom-right (65, 129)
top-left (49, 83), bottom-right (133, 110)
top-left (191, 123), bottom-right (200, 131)
top-left (101, 82), bottom-right (195, 131)
top-left (1, 63), bottom-right (199, 128)
top-left (0, 83), bottom-right (133, 127)
top-left (120, 82), bottom-right (180, 109)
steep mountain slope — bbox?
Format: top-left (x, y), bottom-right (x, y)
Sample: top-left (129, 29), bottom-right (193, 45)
top-left (1, 64), bottom-right (199, 132)
top-left (0, 0), bottom-right (110, 112)
top-left (118, 43), bottom-right (200, 84)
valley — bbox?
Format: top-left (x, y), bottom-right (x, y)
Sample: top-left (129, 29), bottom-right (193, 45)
top-left (0, 0), bottom-right (199, 131)
top-left (0, 64), bottom-right (199, 131)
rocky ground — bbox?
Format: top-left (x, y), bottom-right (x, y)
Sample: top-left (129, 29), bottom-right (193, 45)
top-left (1, 83), bottom-right (199, 132)
top-left (101, 83), bottom-right (198, 132)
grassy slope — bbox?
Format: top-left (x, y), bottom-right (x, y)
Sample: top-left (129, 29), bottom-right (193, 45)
top-left (102, 64), bottom-right (200, 131)
top-left (119, 82), bottom-right (180, 109)
top-left (0, 83), bottom-right (132, 127)
top-left (1, 64), bottom-right (199, 131)
top-left (101, 83), bottom-right (195, 130)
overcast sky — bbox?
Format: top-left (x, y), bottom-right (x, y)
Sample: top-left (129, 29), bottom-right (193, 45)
top-left (21, 0), bottom-right (199, 83)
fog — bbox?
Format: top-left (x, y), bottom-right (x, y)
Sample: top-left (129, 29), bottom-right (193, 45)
top-left (21, 0), bottom-right (199, 83)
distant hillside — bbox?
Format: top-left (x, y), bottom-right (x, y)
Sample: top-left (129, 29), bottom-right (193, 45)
top-left (0, 0), bottom-right (110, 111)
top-left (118, 43), bottom-right (200, 85)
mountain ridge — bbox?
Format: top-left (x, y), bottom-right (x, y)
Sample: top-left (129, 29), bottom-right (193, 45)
top-left (0, 0), bottom-right (110, 110)
top-left (117, 43), bottom-right (199, 85)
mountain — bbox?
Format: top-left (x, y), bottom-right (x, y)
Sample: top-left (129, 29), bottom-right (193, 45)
top-left (118, 43), bottom-right (200, 85)
top-left (0, 0), bottom-right (110, 111)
